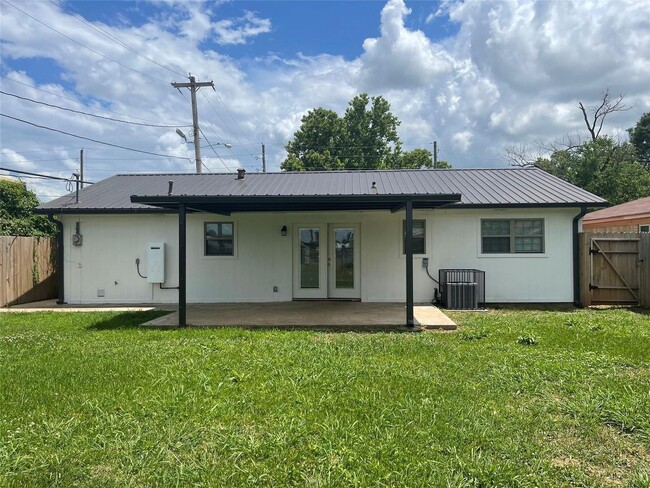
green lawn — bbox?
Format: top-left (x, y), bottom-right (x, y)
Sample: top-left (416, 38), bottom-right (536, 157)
top-left (1, 308), bottom-right (649, 487)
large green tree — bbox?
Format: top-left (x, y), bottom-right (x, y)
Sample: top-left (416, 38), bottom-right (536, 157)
top-left (0, 179), bottom-right (56, 236)
top-left (536, 137), bottom-right (650, 205)
top-left (282, 94), bottom-right (442, 171)
top-left (384, 148), bottom-right (452, 169)
top-left (282, 108), bottom-right (344, 171)
top-left (505, 93), bottom-right (649, 204)
top-left (628, 112), bottom-right (650, 170)
top-left (338, 94), bottom-right (401, 170)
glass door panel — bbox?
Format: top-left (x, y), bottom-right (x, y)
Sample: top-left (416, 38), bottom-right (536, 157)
top-left (334, 228), bottom-right (354, 289)
top-left (300, 228), bottom-right (320, 289)
top-left (328, 224), bottom-right (360, 299)
top-left (293, 225), bottom-right (326, 299)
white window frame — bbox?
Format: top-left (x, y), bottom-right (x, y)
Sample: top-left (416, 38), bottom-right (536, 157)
top-left (480, 218), bottom-right (545, 255)
top-left (639, 224), bottom-right (649, 233)
top-left (203, 221), bottom-right (237, 260)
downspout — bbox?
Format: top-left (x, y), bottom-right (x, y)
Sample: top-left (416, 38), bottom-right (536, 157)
top-left (572, 206), bottom-right (588, 307)
top-left (48, 214), bottom-right (66, 304)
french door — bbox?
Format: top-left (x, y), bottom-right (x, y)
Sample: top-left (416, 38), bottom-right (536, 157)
top-left (292, 224), bottom-right (360, 299)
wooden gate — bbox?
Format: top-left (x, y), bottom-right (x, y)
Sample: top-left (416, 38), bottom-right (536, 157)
top-left (579, 232), bottom-right (650, 307)
top-left (0, 236), bottom-right (59, 307)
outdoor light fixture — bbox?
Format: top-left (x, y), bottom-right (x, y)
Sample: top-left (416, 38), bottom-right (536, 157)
top-left (281, 225), bottom-right (288, 236)
top-left (371, 181), bottom-right (378, 194)
top-left (175, 128), bottom-right (188, 142)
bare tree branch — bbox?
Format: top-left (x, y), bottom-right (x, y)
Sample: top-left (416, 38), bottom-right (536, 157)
top-left (578, 89), bottom-right (632, 141)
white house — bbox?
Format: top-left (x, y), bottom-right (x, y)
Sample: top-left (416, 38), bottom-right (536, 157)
top-left (37, 168), bottom-right (606, 326)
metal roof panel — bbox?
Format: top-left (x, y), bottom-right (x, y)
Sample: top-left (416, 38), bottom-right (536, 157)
top-left (36, 168), bottom-right (607, 213)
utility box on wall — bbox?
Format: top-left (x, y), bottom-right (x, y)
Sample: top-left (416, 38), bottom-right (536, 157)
top-left (147, 242), bottom-right (165, 283)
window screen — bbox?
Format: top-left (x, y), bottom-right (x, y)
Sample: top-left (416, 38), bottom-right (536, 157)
top-left (205, 222), bottom-right (234, 256)
top-left (403, 220), bottom-right (426, 254)
top-left (481, 219), bottom-right (544, 254)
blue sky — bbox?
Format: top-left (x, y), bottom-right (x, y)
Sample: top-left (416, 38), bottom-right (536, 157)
top-left (0, 0), bottom-right (648, 200)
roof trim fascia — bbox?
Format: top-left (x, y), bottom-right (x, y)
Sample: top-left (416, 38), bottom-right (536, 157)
top-left (35, 201), bottom-right (608, 215)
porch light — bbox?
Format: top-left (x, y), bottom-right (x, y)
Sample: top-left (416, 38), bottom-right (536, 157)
top-left (371, 181), bottom-right (378, 194)
top-left (281, 225), bottom-right (288, 236)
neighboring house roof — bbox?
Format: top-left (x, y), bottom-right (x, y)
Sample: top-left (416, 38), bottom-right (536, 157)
top-left (583, 196), bottom-right (650, 224)
top-left (36, 167), bottom-right (607, 214)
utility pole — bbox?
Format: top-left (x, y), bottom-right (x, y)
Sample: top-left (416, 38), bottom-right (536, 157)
top-left (79, 149), bottom-right (84, 188)
top-left (171, 76), bottom-right (214, 174)
top-left (72, 172), bottom-right (80, 203)
top-left (261, 143), bottom-right (266, 173)
top-left (433, 141), bottom-right (438, 168)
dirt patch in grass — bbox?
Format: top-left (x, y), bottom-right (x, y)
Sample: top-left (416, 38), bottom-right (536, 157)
top-left (546, 421), bottom-right (649, 486)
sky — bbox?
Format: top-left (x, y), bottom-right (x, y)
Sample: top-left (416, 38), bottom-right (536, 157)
top-left (0, 0), bottom-right (649, 201)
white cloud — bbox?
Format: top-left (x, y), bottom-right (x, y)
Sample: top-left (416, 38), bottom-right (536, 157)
top-left (359, 0), bottom-right (453, 90)
top-left (0, 0), bottom-right (648, 202)
top-left (213, 11), bottom-right (271, 45)
top-left (451, 130), bottom-right (473, 151)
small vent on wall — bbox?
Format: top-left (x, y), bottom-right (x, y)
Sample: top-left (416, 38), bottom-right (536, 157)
top-left (97, 289), bottom-right (105, 298)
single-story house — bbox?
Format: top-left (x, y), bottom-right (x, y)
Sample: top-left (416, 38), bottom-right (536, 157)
top-left (582, 196), bottom-right (650, 233)
top-left (36, 168), bottom-right (606, 326)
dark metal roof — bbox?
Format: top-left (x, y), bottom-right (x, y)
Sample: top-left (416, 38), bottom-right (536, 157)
top-left (36, 168), bottom-right (607, 214)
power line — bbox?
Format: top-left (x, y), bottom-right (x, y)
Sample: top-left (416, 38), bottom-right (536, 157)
top-left (200, 91), bottom-right (259, 163)
top-left (199, 128), bottom-right (234, 173)
top-left (0, 166), bottom-right (94, 184)
top-left (0, 75), bottom-right (186, 126)
top-left (2, 0), bottom-right (170, 85)
top-left (212, 91), bottom-right (255, 148)
top-left (0, 90), bottom-right (191, 128)
top-left (51, 0), bottom-right (186, 78)
top-left (1, 113), bottom-right (193, 162)
top-left (0, 157), bottom-right (191, 163)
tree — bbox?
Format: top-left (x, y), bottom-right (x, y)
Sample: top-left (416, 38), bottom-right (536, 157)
top-left (339, 94), bottom-right (402, 170)
top-left (0, 179), bottom-right (56, 236)
top-left (394, 148), bottom-right (434, 169)
top-left (503, 90), bottom-right (649, 204)
top-left (505, 90), bottom-right (633, 167)
top-left (281, 94), bottom-right (404, 171)
top-left (536, 137), bottom-right (650, 205)
top-left (628, 112), bottom-right (650, 170)
top-left (578, 89), bottom-right (632, 142)
top-left (282, 108), bottom-right (344, 171)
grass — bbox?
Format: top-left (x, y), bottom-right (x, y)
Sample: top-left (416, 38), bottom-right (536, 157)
top-left (0, 307), bottom-right (649, 487)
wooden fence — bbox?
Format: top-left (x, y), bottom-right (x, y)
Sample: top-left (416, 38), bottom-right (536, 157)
top-left (0, 236), bottom-right (59, 307)
top-left (579, 232), bottom-right (650, 308)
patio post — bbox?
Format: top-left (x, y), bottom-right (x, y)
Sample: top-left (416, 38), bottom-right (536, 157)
top-left (405, 199), bottom-right (414, 326)
top-left (178, 203), bottom-right (187, 327)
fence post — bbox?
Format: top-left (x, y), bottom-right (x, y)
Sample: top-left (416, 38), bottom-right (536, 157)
top-left (579, 232), bottom-right (591, 307)
top-left (640, 233), bottom-right (650, 308)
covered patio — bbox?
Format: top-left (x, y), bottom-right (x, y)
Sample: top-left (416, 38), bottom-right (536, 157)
top-left (140, 301), bottom-right (457, 331)
top-left (131, 179), bottom-right (462, 328)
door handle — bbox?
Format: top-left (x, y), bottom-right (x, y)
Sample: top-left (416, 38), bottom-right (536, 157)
top-left (327, 257), bottom-right (331, 266)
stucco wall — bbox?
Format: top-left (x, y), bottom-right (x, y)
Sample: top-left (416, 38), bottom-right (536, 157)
top-left (60, 207), bottom-right (579, 304)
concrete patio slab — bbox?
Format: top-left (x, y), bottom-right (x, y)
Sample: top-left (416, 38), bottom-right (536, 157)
top-left (414, 306), bottom-right (457, 330)
top-left (0, 299), bottom-right (173, 313)
top-left (2, 299), bottom-right (456, 331)
top-left (141, 301), bottom-right (456, 331)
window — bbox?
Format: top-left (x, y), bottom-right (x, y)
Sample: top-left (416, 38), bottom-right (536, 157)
top-left (205, 222), bottom-right (234, 256)
top-left (402, 219), bottom-right (426, 254)
top-left (640, 224), bottom-right (649, 233)
top-left (481, 219), bottom-right (544, 254)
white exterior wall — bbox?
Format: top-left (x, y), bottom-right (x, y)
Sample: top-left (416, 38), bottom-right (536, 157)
top-left (60, 207), bottom-right (579, 304)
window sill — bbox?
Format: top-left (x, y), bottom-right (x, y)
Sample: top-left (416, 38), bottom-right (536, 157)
top-left (200, 255), bottom-right (238, 261)
top-left (478, 253), bottom-right (548, 259)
